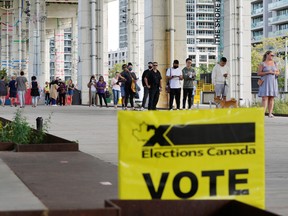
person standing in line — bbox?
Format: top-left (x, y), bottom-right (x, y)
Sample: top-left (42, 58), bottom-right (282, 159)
top-left (121, 62), bottom-right (137, 110)
top-left (120, 64), bottom-right (134, 110)
top-left (119, 64), bottom-right (128, 109)
top-left (166, 60), bottom-right (183, 110)
top-left (145, 62), bottom-right (162, 110)
top-left (44, 81), bottom-right (50, 105)
top-left (211, 57), bottom-right (229, 101)
top-left (96, 76), bottom-right (108, 108)
top-left (0, 76), bottom-right (7, 107)
top-left (15, 71), bottom-right (28, 108)
top-left (66, 79), bottom-right (74, 105)
top-left (88, 75), bottom-right (97, 107)
top-left (30, 76), bottom-right (40, 108)
top-left (257, 51), bottom-right (279, 118)
top-left (58, 80), bottom-right (66, 106)
top-left (8, 76), bottom-right (17, 107)
top-left (182, 58), bottom-right (196, 109)
top-left (50, 80), bottom-right (59, 106)
top-left (141, 62), bottom-right (153, 110)
top-left (111, 72), bottom-right (121, 109)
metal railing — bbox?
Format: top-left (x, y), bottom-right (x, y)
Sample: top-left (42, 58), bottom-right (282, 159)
top-left (268, 0), bottom-right (288, 11)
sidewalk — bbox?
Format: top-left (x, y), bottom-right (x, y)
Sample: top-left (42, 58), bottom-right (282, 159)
top-left (0, 105), bottom-right (287, 215)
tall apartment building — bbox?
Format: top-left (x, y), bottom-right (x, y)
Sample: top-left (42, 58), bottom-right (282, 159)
top-left (119, 0), bottom-right (128, 49)
top-left (49, 28), bottom-right (73, 81)
top-left (251, 0), bottom-right (288, 44)
top-left (186, 0), bottom-right (218, 68)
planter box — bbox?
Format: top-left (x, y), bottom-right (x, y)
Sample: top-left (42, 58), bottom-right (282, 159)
top-left (0, 142), bottom-right (14, 151)
top-left (0, 200), bottom-right (278, 215)
top-left (105, 200), bottom-right (278, 216)
top-left (0, 117), bottom-right (78, 152)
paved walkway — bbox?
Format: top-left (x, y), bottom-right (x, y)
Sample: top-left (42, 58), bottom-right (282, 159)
top-left (0, 105), bottom-right (287, 215)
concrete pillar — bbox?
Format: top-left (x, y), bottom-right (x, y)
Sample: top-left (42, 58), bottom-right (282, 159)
top-left (78, 0), bottom-right (92, 104)
top-left (54, 27), bottom-right (65, 80)
top-left (127, 0), bottom-right (144, 78)
top-left (144, 0), bottom-right (187, 108)
top-left (39, 0), bottom-right (47, 86)
top-left (78, 0), bottom-right (108, 104)
top-left (223, 0), bottom-right (252, 104)
top-left (71, 17), bottom-right (78, 86)
top-left (0, 7), bottom-right (13, 75)
top-left (11, 0), bottom-right (19, 75)
top-left (101, 1), bottom-right (109, 81)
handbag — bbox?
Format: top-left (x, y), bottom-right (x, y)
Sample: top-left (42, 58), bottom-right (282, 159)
top-left (129, 72), bottom-right (137, 93)
top-left (257, 79), bottom-right (264, 86)
top-left (165, 68), bottom-right (171, 93)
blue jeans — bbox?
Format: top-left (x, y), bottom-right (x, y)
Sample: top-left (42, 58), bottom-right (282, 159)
top-left (113, 89), bottom-right (120, 105)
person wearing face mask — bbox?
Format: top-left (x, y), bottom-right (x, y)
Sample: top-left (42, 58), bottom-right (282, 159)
top-left (120, 63), bottom-right (137, 110)
top-left (182, 58), bottom-right (196, 109)
top-left (141, 62), bottom-right (153, 110)
top-left (166, 59), bottom-right (183, 110)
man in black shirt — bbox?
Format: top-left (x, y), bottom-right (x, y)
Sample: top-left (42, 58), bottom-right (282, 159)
top-left (141, 62), bottom-right (153, 110)
top-left (120, 63), bottom-right (137, 110)
top-left (145, 62), bottom-right (162, 110)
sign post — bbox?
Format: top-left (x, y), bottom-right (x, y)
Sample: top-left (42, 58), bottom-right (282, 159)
top-left (118, 108), bottom-right (265, 209)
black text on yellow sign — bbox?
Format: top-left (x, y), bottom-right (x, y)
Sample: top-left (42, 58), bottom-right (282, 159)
top-left (118, 108), bottom-right (265, 209)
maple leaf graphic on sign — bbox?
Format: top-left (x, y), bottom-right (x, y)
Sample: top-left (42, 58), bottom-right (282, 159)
top-left (132, 122), bottom-right (154, 142)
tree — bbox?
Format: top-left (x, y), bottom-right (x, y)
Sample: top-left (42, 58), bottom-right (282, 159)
top-left (0, 68), bottom-right (9, 82)
top-left (251, 36), bottom-right (288, 90)
top-left (195, 64), bottom-right (215, 80)
top-left (108, 63), bottom-right (123, 80)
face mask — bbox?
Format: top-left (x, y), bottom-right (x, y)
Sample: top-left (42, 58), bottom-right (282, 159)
top-left (128, 67), bottom-right (133, 71)
top-left (148, 66), bottom-right (152, 69)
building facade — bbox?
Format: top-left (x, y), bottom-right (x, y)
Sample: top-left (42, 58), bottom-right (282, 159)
top-left (186, 0), bottom-right (218, 69)
top-left (108, 48), bottom-right (127, 70)
top-left (49, 28), bottom-right (73, 81)
top-left (251, 0), bottom-right (288, 44)
top-left (119, 0), bottom-right (128, 49)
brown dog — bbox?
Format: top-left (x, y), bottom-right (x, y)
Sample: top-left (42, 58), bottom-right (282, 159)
top-left (214, 97), bottom-right (238, 108)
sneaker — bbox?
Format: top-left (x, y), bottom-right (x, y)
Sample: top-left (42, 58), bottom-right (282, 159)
top-left (268, 114), bottom-right (274, 118)
top-left (140, 107), bottom-right (145, 111)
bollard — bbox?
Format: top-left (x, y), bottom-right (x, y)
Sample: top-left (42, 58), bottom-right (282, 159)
top-left (36, 117), bottom-right (43, 131)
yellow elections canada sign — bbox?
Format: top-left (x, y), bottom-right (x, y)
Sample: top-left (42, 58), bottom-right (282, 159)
top-left (118, 108), bottom-right (265, 209)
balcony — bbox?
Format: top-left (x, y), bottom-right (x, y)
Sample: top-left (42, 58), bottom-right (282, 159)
top-left (268, 29), bottom-right (288, 37)
top-left (196, 17), bottom-right (214, 21)
top-left (268, 0), bottom-right (288, 11)
top-left (251, 35), bottom-right (263, 43)
top-left (197, 9), bottom-right (214, 13)
top-left (197, 0), bottom-right (214, 4)
top-left (251, 7), bottom-right (263, 16)
top-left (269, 14), bottom-right (288, 25)
top-left (251, 21), bottom-right (264, 29)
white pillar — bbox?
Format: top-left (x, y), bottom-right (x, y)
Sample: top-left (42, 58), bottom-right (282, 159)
top-left (71, 17), bottom-right (78, 86)
top-left (223, 0), bottom-right (252, 104)
top-left (145, 0), bottom-right (187, 108)
top-left (78, 0), bottom-right (108, 104)
top-left (127, 0), bottom-right (144, 77)
top-left (78, 0), bottom-right (92, 104)
top-left (102, 1), bottom-right (109, 81)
